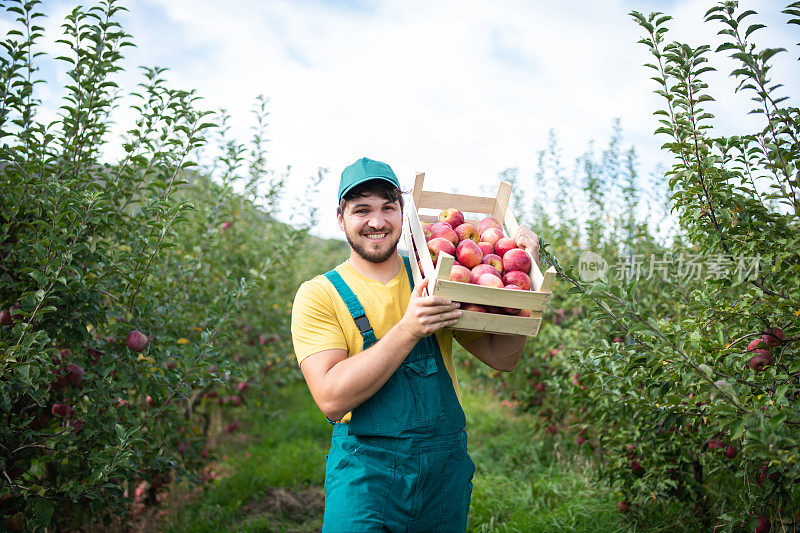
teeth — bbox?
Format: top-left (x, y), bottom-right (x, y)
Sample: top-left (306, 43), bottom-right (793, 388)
top-left (366, 234), bottom-right (387, 240)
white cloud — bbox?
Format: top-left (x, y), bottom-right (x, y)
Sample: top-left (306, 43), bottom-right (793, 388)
top-left (16, 0), bottom-right (800, 238)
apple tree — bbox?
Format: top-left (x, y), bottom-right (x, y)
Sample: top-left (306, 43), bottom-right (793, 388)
top-left (0, 1), bottom-right (323, 529)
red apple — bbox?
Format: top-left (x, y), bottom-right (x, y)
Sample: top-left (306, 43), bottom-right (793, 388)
top-left (503, 248), bottom-right (531, 273)
top-left (421, 221), bottom-right (433, 241)
top-left (146, 395), bottom-right (157, 408)
top-left (462, 303), bottom-right (487, 312)
top-left (0, 309), bottom-right (12, 325)
top-left (480, 227), bottom-right (504, 246)
top-left (66, 419), bottom-right (84, 433)
top-left (226, 421), bottom-right (240, 434)
top-left (5, 513), bottom-right (25, 532)
top-left (430, 224), bottom-right (458, 246)
top-left (87, 347), bottom-right (102, 364)
top-left (503, 270), bottom-right (532, 291)
top-left (754, 516), bottom-right (770, 533)
top-left (707, 438), bottom-right (725, 450)
top-left (439, 208), bottom-right (465, 228)
top-left (482, 253), bottom-right (503, 275)
top-left (427, 238), bottom-right (456, 265)
top-left (617, 501), bottom-right (630, 513)
top-left (471, 263), bottom-right (501, 280)
top-left (456, 239), bottom-right (483, 268)
top-left (220, 221), bottom-right (231, 230)
top-left (478, 216), bottom-right (502, 234)
top-left (747, 338), bottom-right (768, 352)
top-left (477, 241), bottom-right (494, 257)
top-left (494, 237), bottom-right (517, 258)
top-left (431, 221), bottom-right (452, 231)
top-left (449, 265), bottom-right (474, 284)
top-left (725, 445), bottom-right (738, 458)
top-left (51, 403), bottom-right (74, 417)
top-left (476, 273), bottom-right (504, 288)
top-left (126, 330), bottom-right (149, 353)
top-left (66, 363), bottom-right (84, 387)
top-left (631, 459), bottom-right (644, 473)
top-left (749, 353), bottom-right (772, 371)
top-left (454, 222), bottom-right (479, 243)
top-left (236, 381), bottom-right (249, 393)
top-left (51, 367), bottom-right (69, 391)
top-left (762, 327), bottom-right (785, 347)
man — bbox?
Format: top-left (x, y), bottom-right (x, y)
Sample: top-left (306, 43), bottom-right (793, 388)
top-left (291, 157), bottom-right (538, 532)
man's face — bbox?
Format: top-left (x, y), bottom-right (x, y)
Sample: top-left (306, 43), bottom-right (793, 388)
top-left (338, 193), bottom-right (403, 264)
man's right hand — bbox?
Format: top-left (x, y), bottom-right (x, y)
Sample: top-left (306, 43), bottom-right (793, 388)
top-left (398, 277), bottom-right (462, 340)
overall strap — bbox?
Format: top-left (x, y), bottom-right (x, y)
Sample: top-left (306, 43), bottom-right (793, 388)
top-left (323, 269), bottom-right (378, 348)
top-left (401, 255), bottom-right (414, 288)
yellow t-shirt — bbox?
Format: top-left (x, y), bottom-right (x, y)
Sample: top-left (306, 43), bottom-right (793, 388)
top-left (291, 257), bottom-right (480, 422)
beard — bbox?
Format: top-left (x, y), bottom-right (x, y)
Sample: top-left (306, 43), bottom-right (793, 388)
top-left (344, 226), bottom-right (401, 264)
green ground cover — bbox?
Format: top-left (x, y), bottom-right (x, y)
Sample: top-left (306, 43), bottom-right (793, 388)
top-left (157, 366), bottom-right (695, 533)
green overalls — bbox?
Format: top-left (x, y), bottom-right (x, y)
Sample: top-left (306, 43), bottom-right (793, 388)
top-left (321, 256), bottom-right (475, 532)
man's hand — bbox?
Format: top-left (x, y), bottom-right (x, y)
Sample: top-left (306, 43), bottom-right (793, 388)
top-left (513, 226), bottom-right (539, 266)
top-left (398, 277), bottom-right (462, 340)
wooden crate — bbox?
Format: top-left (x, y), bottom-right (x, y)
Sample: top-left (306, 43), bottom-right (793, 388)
top-left (403, 173), bottom-right (556, 337)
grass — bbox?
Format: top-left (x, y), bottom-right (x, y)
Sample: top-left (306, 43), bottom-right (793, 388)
top-left (158, 382), bottom-right (329, 532)
top-left (462, 381), bottom-right (626, 532)
top-left (154, 372), bottom-right (687, 532)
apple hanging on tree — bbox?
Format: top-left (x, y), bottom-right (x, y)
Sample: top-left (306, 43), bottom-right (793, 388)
top-left (127, 330), bottom-right (149, 353)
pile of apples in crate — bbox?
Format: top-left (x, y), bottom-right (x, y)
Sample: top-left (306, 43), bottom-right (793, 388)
top-left (422, 208), bottom-right (533, 317)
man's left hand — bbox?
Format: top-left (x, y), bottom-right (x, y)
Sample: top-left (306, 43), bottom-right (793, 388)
top-left (513, 226), bottom-right (539, 266)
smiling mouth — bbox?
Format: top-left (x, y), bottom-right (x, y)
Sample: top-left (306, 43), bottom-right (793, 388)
top-left (364, 233), bottom-right (389, 240)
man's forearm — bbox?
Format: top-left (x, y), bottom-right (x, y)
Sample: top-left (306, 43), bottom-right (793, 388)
top-left (321, 323), bottom-right (420, 421)
top-left (462, 332), bottom-right (527, 372)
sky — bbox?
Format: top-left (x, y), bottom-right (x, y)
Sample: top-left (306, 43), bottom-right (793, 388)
top-left (7, 0), bottom-right (800, 239)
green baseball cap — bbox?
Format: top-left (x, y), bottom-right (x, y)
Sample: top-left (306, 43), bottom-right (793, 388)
top-left (338, 157), bottom-right (400, 202)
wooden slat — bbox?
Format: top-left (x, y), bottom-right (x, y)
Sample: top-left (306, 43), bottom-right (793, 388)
top-left (540, 266), bottom-right (557, 293)
top-left (504, 205), bottom-right (519, 237)
top-left (492, 181), bottom-right (512, 222)
top-left (405, 197), bottom-right (435, 291)
top-left (412, 173), bottom-right (425, 207)
top-left (418, 190), bottom-right (497, 214)
top-left (435, 280), bottom-right (550, 312)
top-left (403, 223), bottom-right (423, 288)
top-left (452, 311), bottom-right (542, 336)
top-left (529, 260), bottom-right (545, 292)
top-left (432, 251), bottom-right (454, 295)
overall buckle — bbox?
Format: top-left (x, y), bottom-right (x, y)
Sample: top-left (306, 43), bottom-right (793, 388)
top-left (353, 314), bottom-right (373, 336)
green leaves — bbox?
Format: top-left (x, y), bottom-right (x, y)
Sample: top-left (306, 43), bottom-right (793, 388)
top-left (0, 1), bottom-right (325, 529)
